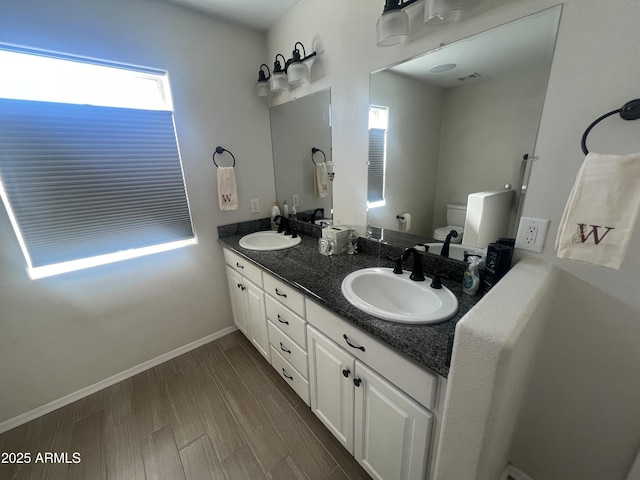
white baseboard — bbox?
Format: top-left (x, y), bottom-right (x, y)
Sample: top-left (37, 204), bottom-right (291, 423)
top-left (0, 325), bottom-right (238, 435)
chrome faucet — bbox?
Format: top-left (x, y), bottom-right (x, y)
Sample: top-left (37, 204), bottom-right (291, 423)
top-left (440, 229), bottom-right (459, 258)
top-left (401, 247), bottom-right (425, 282)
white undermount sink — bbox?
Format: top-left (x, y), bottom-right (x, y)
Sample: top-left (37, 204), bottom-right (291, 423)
top-left (341, 267), bottom-right (458, 324)
top-left (239, 231), bottom-right (302, 251)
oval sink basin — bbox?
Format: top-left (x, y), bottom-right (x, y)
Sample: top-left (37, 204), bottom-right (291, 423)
top-left (239, 231), bottom-right (302, 251)
top-left (424, 243), bottom-right (486, 262)
top-left (341, 267), bottom-right (458, 324)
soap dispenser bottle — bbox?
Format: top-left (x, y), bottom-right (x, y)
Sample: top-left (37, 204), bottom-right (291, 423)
top-left (463, 255), bottom-right (481, 296)
top-left (271, 202), bottom-right (281, 230)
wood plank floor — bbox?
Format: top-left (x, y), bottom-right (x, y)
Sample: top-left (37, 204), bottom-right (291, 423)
top-left (0, 331), bottom-right (371, 480)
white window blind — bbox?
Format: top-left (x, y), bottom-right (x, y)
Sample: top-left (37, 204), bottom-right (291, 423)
top-left (0, 46), bottom-right (194, 278)
top-left (367, 127), bottom-right (386, 205)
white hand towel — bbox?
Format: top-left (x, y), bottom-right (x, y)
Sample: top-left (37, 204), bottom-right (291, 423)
top-left (314, 162), bottom-right (329, 198)
top-left (555, 152), bottom-right (640, 269)
top-left (217, 166), bottom-right (238, 211)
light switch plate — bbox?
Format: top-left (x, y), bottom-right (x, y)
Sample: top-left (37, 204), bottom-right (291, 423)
top-left (250, 198), bottom-right (260, 213)
top-left (515, 217), bottom-right (550, 253)
top-left (292, 194), bottom-right (299, 207)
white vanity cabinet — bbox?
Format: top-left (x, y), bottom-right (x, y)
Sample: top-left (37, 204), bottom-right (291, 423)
top-left (307, 302), bottom-right (435, 480)
top-left (263, 272), bottom-right (310, 405)
top-left (223, 250), bottom-right (270, 361)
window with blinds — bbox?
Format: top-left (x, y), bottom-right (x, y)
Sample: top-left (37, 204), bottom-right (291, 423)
top-left (367, 106), bottom-right (388, 208)
top-left (0, 46), bottom-right (195, 279)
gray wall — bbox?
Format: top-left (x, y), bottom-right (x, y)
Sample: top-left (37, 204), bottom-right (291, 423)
top-left (368, 70), bottom-right (443, 237)
top-left (434, 64), bottom-right (550, 231)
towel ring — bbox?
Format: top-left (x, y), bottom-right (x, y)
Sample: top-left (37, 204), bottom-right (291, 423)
top-left (212, 146), bottom-right (236, 167)
top-left (581, 99), bottom-right (640, 154)
top-left (311, 147), bottom-right (326, 165)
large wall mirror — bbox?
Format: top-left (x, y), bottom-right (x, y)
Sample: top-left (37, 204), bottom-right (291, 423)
top-left (270, 88), bottom-right (332, 222)
top-left (367, 6), bottom-right (561, 246)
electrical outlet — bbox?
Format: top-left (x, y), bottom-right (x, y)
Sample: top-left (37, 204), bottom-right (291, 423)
top-left (292, 194), bottom-right (299, 207)
top-left (515, 217), bottom-right (550, 253)
top-left (250, 198), bottom-right (260, 214)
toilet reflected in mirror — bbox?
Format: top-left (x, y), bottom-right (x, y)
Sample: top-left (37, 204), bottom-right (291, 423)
top-left (433, 204), bottom-right (466, 244)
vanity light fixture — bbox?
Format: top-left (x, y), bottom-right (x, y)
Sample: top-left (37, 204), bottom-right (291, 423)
top-left (377, 0), bottom-right (417, 46)
top-left (256, 64), bottom-right (271, 97)
top-left (270, 54), bottom-right (289, 93)
top-left (285, 42), bottom-right (317, 87)
top-left (376, 0), bottom-right (466, 46)
top-left (425, 0), bottom-right (465, 25)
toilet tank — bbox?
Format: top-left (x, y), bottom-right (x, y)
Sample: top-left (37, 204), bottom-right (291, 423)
top-left (462, 190), bottom-right (514, 248)
top-left (446, 204), bottom-right (467, 227)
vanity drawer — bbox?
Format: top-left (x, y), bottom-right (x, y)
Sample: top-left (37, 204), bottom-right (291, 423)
top-left (265, 295), bottom-right (306, 349)
top-left (270, 345), bottom-right (310, 406)
top-left (306, 300), bottom-right (438, 410)
top-left (268, 321), bottom-right (308, 379)
top-left (223, 249), bottom-right (263, 287)
top-left (263, 273), bottom-right (305, 317)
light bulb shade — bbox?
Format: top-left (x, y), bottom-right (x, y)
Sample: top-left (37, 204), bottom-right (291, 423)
top-left (256, 80), bottom-right (270, 97)
top-left (287, 62), bottom-right (310, 86)
top-left (425, 0), bottom-right (464, 26)
top-left (376, 9), bottom-right (409, 46)
top-left (270, 71), bottom-right (289, 93)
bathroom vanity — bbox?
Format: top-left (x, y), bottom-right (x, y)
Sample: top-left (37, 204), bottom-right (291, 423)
top-left (218, 220), bottom-right (481, 480)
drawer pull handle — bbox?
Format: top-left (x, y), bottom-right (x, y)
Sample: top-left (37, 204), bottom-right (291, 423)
top-left (353, 378), bottom-right (362, 387)
top-left (282, 368), bottom-right (293, 381)
top-left (236, 262), bottom-right (244, 269)
top-left (277, 315), bottom-right (289, 325)
top-left (275, 288), bottom-right (287, 298)
top-left (342, 368), bottom-right (351, 378)
top-left (343, 334), bottom-right (365, 352)
top-left (280, 342), bottom-right (291, 354)
top-left (237, 283), bottom-right (246, 291)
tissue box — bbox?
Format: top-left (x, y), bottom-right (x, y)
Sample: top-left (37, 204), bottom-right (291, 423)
top-left (322, 226), bottom-right (351, 255)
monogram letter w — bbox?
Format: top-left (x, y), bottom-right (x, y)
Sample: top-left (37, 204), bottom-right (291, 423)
top-left (575, 224), bottom-right (615, 245)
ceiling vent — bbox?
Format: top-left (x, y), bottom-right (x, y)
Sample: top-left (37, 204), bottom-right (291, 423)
top-left (455, 72), bottom-right (482, 82)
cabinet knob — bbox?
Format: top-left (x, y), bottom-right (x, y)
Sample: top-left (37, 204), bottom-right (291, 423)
top-left (342, 368), bottom-right (351, 378)
top-left (353, 378), bottom-right (362, 387)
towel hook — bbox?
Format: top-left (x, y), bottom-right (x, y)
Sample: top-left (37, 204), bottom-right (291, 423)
top-left (212, 146), bottom-right (236, 167)
top-left (581, 99), bottom-right (640, 155)
top-left (311, 147), bottom-right (326, 165)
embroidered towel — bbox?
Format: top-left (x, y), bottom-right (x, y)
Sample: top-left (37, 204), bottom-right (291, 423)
top-left (555, 152), bottom-right (640, 269)
top-left (217, 166), bottom-right (238, 211)
top-left (314, 162), bottom-right (329, 198)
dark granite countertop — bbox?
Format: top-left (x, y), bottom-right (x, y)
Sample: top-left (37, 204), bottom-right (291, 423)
top-left (217, 220), bottom-right (482, 378)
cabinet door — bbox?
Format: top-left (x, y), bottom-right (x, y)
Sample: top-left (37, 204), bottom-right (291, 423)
top-left (354, 362), bottom-right (433, 480)
top-left (307, 325), bottom-right (355, 454)
top-left (245, 280), bottom-right (269, 362)
top-left (226, 265), bottom-right (249, 336)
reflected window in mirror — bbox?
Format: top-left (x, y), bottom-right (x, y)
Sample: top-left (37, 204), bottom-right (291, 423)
top-left (367, 105), bottom-right (389, 209)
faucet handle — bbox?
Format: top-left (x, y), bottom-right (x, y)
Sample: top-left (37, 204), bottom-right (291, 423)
top-left (387, 255), bottom-right (403, 274)
top-left (430, 275), bottom-right (442, 289)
